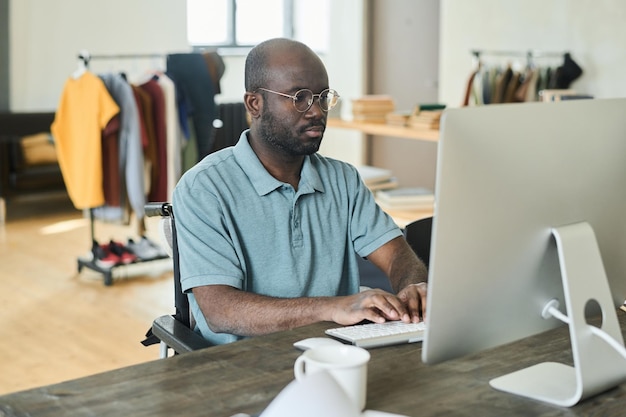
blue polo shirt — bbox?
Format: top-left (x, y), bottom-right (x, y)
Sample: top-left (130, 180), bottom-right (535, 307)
top-left (173, 131), bottom-right (402, 345)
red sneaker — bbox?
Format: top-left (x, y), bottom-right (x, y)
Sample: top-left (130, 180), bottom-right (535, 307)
top-left (108, 240), bottom-right (138, 264)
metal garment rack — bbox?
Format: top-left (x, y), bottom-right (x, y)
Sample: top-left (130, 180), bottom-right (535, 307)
top-left (74, 50), bottom-right (169, 285)
top-left (470, 49), bottom-right (566, 68)
top-left (77, 51), bottom-right (166, 63)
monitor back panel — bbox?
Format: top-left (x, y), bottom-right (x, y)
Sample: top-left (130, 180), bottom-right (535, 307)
top-left (423, 98), bottom-right (626, 364)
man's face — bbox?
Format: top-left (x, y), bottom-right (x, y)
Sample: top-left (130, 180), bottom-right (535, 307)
top-left (257, 97), bottom-right (325, 156)
top-left (256, 51), bottom-right (329, 157)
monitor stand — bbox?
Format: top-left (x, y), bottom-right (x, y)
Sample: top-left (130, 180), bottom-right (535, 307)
top-left (489, 222), bottom-right (626, 407)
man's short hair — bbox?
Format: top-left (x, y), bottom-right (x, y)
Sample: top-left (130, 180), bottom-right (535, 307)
top-left (244, 38), bottom-right (314, 92)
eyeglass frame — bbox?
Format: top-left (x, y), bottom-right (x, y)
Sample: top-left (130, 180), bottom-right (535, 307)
top-left (254, 87), bottom-right (340, 113)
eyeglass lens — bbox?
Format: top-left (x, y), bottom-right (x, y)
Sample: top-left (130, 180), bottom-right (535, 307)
top-left (294, 89), bottom-right (339, 112)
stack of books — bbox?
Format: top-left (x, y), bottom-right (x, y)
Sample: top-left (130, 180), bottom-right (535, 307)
top-left (356, 165), bottom-right (399, 192)
top-left (352, 95), bottom-right (395, 124)
top-left (385, 111), bottom-right (412, 127)
top-left (375, 187), bottom-right (435, 210)
top-left (406, 103), bottom-right (446, 130)
top-left (408, 110), bottom-right (443, 130)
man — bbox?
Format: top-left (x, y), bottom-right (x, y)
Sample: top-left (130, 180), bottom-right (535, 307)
top-left (173, 38), bottom-right (428, 345)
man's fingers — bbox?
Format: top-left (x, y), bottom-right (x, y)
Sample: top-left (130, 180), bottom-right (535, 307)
top-left (362, 290), bottom-right (409, 322)
top-left (397, 283), bottom-right (427, 322)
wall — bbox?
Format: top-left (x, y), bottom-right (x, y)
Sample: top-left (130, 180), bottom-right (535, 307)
top-left (0, 0), bottom-right (8, 111)
top-left (439, 0), bottom-right (626, 107)
top-left (318, 0), bottom-right (369, 166)
top-left (7, 0), bottom-right (367, 165)
top-left (9, 0), bottom-right (189, 111)
top-left (368, 0), bottom-right (440, 190)
top-left (14, 1), bottom-right (625, 175)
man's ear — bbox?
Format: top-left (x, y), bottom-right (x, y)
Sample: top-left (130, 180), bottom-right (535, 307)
top-left (244, 92), bottom-right (261, 119)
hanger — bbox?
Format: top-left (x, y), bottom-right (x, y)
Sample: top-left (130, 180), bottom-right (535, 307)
top-left (73, 49), bottom-right (91, 79)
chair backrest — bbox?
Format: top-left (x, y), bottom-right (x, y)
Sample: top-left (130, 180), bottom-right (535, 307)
top-left (358, 216), bottom-right (433, 292)
top-left (145, 202), bottom-right (190, 328)
top-left (403, 216), bottom-right (433, 268)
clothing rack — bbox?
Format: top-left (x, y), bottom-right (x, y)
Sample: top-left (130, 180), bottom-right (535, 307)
top-left (471, 49), bottom-right (566, 68)
top-left (76, 210), bottom-right (170, 286)
top-left (71, 49), bottom-right (226, 285)
top-left (75, 51), bottom-right (167, 79)
top-left (72, 51), bottom-right (171, 285)
top-left (78, 51), bottom-right (166, 63)
top-left (463, 49), bottom-right (577, 106)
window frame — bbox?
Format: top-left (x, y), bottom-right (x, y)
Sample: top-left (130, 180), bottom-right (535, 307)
top-left (189, 0), bottom-right (294, 53)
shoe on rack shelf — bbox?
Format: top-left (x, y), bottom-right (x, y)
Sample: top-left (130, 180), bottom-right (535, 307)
top-left (143, 235), bottom-right (169, 258)
top-left (91, 240), bottom-right (121, 268)
top-left (108, 240), bottom-right (138, 264)
top-left (127, 237), bottom-right (160, 261)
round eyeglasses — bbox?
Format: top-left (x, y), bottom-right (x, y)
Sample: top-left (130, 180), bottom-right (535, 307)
top-left (256, 87), bottom-right (340, 113)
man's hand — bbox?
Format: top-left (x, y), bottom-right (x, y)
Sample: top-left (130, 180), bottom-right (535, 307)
top-left (330, 288), bottom-right (413, 325)
top-left (396, 282), bottom-right (427, 322)
top-left (365, 236), bottom-right (428, 323)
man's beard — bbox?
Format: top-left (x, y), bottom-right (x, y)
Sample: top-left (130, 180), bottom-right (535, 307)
top-left (258, 106), bottom-right (323, 156)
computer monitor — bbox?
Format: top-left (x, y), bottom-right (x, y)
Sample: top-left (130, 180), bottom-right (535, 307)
top-left (422, 98), bottom-right (626, 406)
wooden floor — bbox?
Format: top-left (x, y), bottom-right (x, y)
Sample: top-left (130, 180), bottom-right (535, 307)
top-left (0, 193), bottom-right (172, 395)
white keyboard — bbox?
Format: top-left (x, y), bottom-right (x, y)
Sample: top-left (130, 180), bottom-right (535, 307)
top-left (325, 321), bottom-right (426, 348)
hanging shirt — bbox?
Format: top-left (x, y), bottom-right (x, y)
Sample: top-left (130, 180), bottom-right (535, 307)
top-left (99, 73), bottom-right (146, 221)
top-left (51, 71), bottom-right (120, 209)
top-left (155, 73), bottom-right (183, 200)
top-left (138, 78), bottom-right (168, 202)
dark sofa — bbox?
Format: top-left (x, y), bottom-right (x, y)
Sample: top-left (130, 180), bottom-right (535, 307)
top-left (0, 112), bottom-right (65, 201)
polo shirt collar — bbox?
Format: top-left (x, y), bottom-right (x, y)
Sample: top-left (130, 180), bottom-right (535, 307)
top-left (233, 130), bottom-right (325, 196)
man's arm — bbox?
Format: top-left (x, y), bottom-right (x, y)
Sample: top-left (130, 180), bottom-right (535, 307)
top-left (192, 283), bottom-right (414, 337)
top-left (191, 236), bottom-right (428, 337)
top-left (365, 236), bottom-right (428, 321)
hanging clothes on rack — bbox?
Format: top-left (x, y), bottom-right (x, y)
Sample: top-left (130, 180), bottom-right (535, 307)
top-left (462, 50), bottom-right (581, 107)
top-left (101, 114), bottom-right (122, 209)
top-left (85, 52), bottom-right (185, 205)
top-left (131, 84), bottom-right (159, 199)
top-left (202, 51), bottom-right (226, 95)
top-left (553, 52), bottom-right (583, 89)
top-left (53, 51), bottom-right (225, 285)
top-left (95, 72), bottom-right (146, 224)
top-left (51, 70), bottom-right (119, 209)
top-left (154, 72), bottom-right (184, 200)
top-left (166, 53), bottom-right (216, 159)
top-left (138, 77), bottom-right (168, 202)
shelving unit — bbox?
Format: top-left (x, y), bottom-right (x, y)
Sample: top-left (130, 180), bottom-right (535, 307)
top-left (326, 118), bottom-right (438, 226)
top-left (326, 118), bottom-right (439, 142)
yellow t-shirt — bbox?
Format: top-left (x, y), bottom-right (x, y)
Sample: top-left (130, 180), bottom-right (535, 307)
top-left (51, 72), bottom-right (120, 209)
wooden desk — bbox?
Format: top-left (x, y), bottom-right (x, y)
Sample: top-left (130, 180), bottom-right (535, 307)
top-left (327, 118), bottom-right (439, 142)
top-left (2, 312), bottom-right (626, 416)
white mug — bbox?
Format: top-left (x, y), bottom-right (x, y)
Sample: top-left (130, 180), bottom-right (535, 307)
top-left (293, 344), bottom-right (370, 410)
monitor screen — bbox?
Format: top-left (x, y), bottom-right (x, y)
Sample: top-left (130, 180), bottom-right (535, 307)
top-left (422, 99), bottom-right (626, 375)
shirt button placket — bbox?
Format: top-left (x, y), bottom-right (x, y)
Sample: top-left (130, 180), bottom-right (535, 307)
top-left (292, 198), bottom-right (303, 247)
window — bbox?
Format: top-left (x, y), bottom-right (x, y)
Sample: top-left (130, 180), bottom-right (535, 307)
top-left (187, 0), bottom-right (329, 52)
